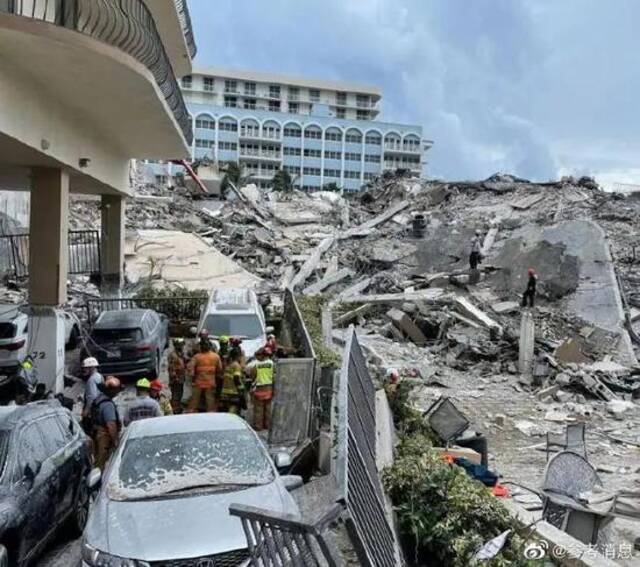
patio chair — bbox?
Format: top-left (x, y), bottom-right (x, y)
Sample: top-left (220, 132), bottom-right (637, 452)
top-left (541, 451), bottom-right (611, 544)
top-left (423, 397), bottom-right (469, 445)
top-left (546, 422), bottom-right (587, 461)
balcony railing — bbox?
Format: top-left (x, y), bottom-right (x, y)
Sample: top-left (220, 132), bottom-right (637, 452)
top-left (2, 0), bottom-right (193, 144)
top-left (174, 0), bottom-right (197, 58)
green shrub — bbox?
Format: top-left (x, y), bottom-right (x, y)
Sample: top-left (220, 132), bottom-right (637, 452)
top-left (295, 295), bottom-right (340, 368)
top-left (384, 388), bottom-right (538, 566)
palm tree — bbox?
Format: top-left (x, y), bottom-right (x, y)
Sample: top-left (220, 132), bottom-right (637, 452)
top-left (272, 169), bottom-right (293, 193)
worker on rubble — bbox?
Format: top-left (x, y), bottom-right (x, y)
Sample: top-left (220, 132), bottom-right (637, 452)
top-left (150, 379), bottom-right (173, 415)
top-left (217, 350), bottom-right (246, 414)
top-left (91, 376), bottom-right (122, 470)
top-left (229, 337), bottom-right (246, 366)
top-left (81, 357), bottom-right (103, 434)
top-left (469, 229), bottom-right (483, 270)
top-left (168, 338), bottom-right (187, 413)
top-left (124, 378), bottom-right (162, 425)
top-left (250, 347), bottom-right (274, 431)
top-left (522, 268), bottom-right (537, 308)
top-left (266, 334), bottom-right (277, 353)
top-left (187, 339), bottom-right (223, 413)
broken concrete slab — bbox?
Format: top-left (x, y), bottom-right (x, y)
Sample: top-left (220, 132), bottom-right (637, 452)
top-left (492, 300), bottom-right (520, 314)
top-left (386, 308), bottom-right (428, 346)
top-left (290, 237), bottom-right (335, 290)
top-left (555, 338), bottom-right (589, 364)
top-left (519, 311), bottom-right (535, 376)
top-left (347, 288), bottom-right (446, 306)
top-left (481, 227), bottom-right (499, 257)
top-left (333, 278), bottom-right (373, 302)
top-left (453, 297), bottom-right (503, 336)
top-left (334, 304), bottom-right (373, 326)
top-left (303, 268), bottom-right (354, 295)
top-left (341, 200), bottom-right (410, 238)
top-left (510, 193), bottom-right (545, 210)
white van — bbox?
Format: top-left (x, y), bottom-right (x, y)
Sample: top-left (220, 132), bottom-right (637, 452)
top-left (196, 288), bottom-right (271, 359)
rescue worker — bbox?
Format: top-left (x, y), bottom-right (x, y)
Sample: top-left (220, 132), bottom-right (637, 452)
top-left (218, 335), bottom-right (230, 364)
top-left (150, 379), bottom-right (173, 415)
top-left (265, 334), bottom-right (277, 353)
top-left (91, 376), bottom-right (121, 470)
top-left (229, 337), bottom-right (246, 367)
top-left (167, 338), bottom-right (187, 413)
top-left (187, 339), bottom-right (223, 413)
top-left (124, 378), bottom-right (162, 425)
top-left (250, 347), bottom-right (274, 431)
top-left (469, 229), bottom-right (483, 270)
top-left (81, 357), bottom-right (103, 434)
top-left (522, 268), bottom-right (537, 308)
top-left (217, 350), bottom-right (245, 414)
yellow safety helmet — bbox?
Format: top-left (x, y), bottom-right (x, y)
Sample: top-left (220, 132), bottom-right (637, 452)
top-left (136, 378), bottom-right (151, 389)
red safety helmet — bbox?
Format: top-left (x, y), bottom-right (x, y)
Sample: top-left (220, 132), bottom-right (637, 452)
top-left (149, 379), bottom-right (163, 392)
top-left (528, 268), bottom-right (536, 276)
top-left (262, 347), bottom-right (273, 356)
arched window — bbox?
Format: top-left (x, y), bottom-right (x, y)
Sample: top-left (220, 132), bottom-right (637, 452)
top-left (324, 127), bottom-right (342, 142)
top-left (195, 114), bottom-right (215, 130)
top-left (384, 133), bottom-right (401, 151)
top-left (218, 117), bottom-right (238, 132)
top-left (240, 118), bottom-right (259, 138)
top-left (262, 120), bottom-right (281, 140)
top-left (303, 125), bottom-right (322, 140)
top-left (345, 128), bottom-right (363, 144)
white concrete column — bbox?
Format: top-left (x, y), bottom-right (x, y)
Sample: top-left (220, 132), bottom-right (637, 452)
top-left (28, 167), bottom-right (69, 306)
top-left (101, 194), bottom-right (125, 295)
top-left (320, 127), bottom-right (326, 188)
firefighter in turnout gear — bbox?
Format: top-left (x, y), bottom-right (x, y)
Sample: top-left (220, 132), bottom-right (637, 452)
top-left (187, 339), bottom-right (223, 412)
top-left (217, 349), bottom-right (245, 414)
top-left (250, 347), bottom-right (274, 431)
top-left (167, 338), bottom-right (187, 413)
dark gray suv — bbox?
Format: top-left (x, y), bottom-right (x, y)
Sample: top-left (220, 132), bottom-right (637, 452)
top-left (82, 309), bottom-right (169, 380)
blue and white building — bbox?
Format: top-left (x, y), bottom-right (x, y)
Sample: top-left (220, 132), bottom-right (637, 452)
top-left (152, 67), bottom-right (432, 192)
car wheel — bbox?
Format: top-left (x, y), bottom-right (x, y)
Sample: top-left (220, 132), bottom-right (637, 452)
top-left (68, 476), bottom-right (90, 536)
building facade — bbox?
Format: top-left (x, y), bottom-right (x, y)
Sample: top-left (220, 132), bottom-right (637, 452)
top-left (0, 0), bottom-right (195, 392)
top-left (153, 67), bottom-right (431, 191)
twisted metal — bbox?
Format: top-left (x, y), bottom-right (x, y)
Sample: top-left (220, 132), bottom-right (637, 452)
top-left (3, 0), bottom-right (193, 144)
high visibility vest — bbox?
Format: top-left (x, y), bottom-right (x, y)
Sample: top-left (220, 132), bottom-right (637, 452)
top-left (192, 352), bottom-right (220, 387)
top-left (221, 362), bottom-right (243, 398)
top-left (255, 361), bottom-right (274, 389)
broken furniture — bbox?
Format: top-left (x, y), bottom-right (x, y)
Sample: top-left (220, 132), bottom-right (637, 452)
top-left (541, 451), bottom-right (612, 545)
top-left (546, 423), bottom-right (587, 462)
top-left (423, 396), bottom-right (488, 467)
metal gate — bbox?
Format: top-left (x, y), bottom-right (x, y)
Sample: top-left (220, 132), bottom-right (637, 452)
top-left (0, 229), bottom-right (101, 278)
top-left (334, 326), bottom-right (401, 567)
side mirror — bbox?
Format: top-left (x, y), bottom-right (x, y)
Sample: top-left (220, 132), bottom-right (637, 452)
top-left (266, 326), bottom-right (275, 334)
top-left (0, 543), bottom-right (8, 567)
top-left (281, 475), bottom-right (303, 492)
top-left (189, 326), bottom-right (198, 337)
top-left (273, 452), bottom-right (292, 469)
top-left (87, 467), bottom-right (102, 491)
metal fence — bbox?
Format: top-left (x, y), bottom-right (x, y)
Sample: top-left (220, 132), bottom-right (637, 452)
top-left (85, 295), bottom-right (207, 325)
top-left (334, 326), bottom-right (401, 567)
top-left (229, 503), bottom-right (344, 567)
top-left (3, 0), bottom-right (193, 143)
top-left (0, 229), bottom-right (101, 278)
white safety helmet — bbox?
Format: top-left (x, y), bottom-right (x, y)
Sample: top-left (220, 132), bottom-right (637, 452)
top-left (82, 357), bottom-right (99, 369)
top-left (475, 229), bottom-right (482, 236)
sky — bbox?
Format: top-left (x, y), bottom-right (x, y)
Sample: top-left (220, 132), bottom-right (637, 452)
top-left (187, 0), bottom-right (640, 185)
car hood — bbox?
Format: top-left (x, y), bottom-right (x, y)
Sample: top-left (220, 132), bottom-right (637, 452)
top-left (242, 338), bottom-right (264, 358)
top-left (86, 481), bottom-right (298, 561)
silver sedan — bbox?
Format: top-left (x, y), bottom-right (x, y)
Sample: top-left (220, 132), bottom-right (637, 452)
top-left (81, 413), bottom-right (302, 566)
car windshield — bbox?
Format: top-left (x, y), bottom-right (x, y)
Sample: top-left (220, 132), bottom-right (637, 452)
top-left (108, 429), bottom-right (274, 501)
top-left (92, 328), bottom-right (142, 344)
top-left (203, 314), bottom-right (262, 339)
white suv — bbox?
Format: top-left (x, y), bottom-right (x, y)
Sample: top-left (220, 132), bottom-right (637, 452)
top-left (0, 308), bottom-right (28, 379)
top-left (197, 288), bottom-right (270, 359)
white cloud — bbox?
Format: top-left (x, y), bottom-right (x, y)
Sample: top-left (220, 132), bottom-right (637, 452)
top-left (188, 0), bottom-right (640, 182)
